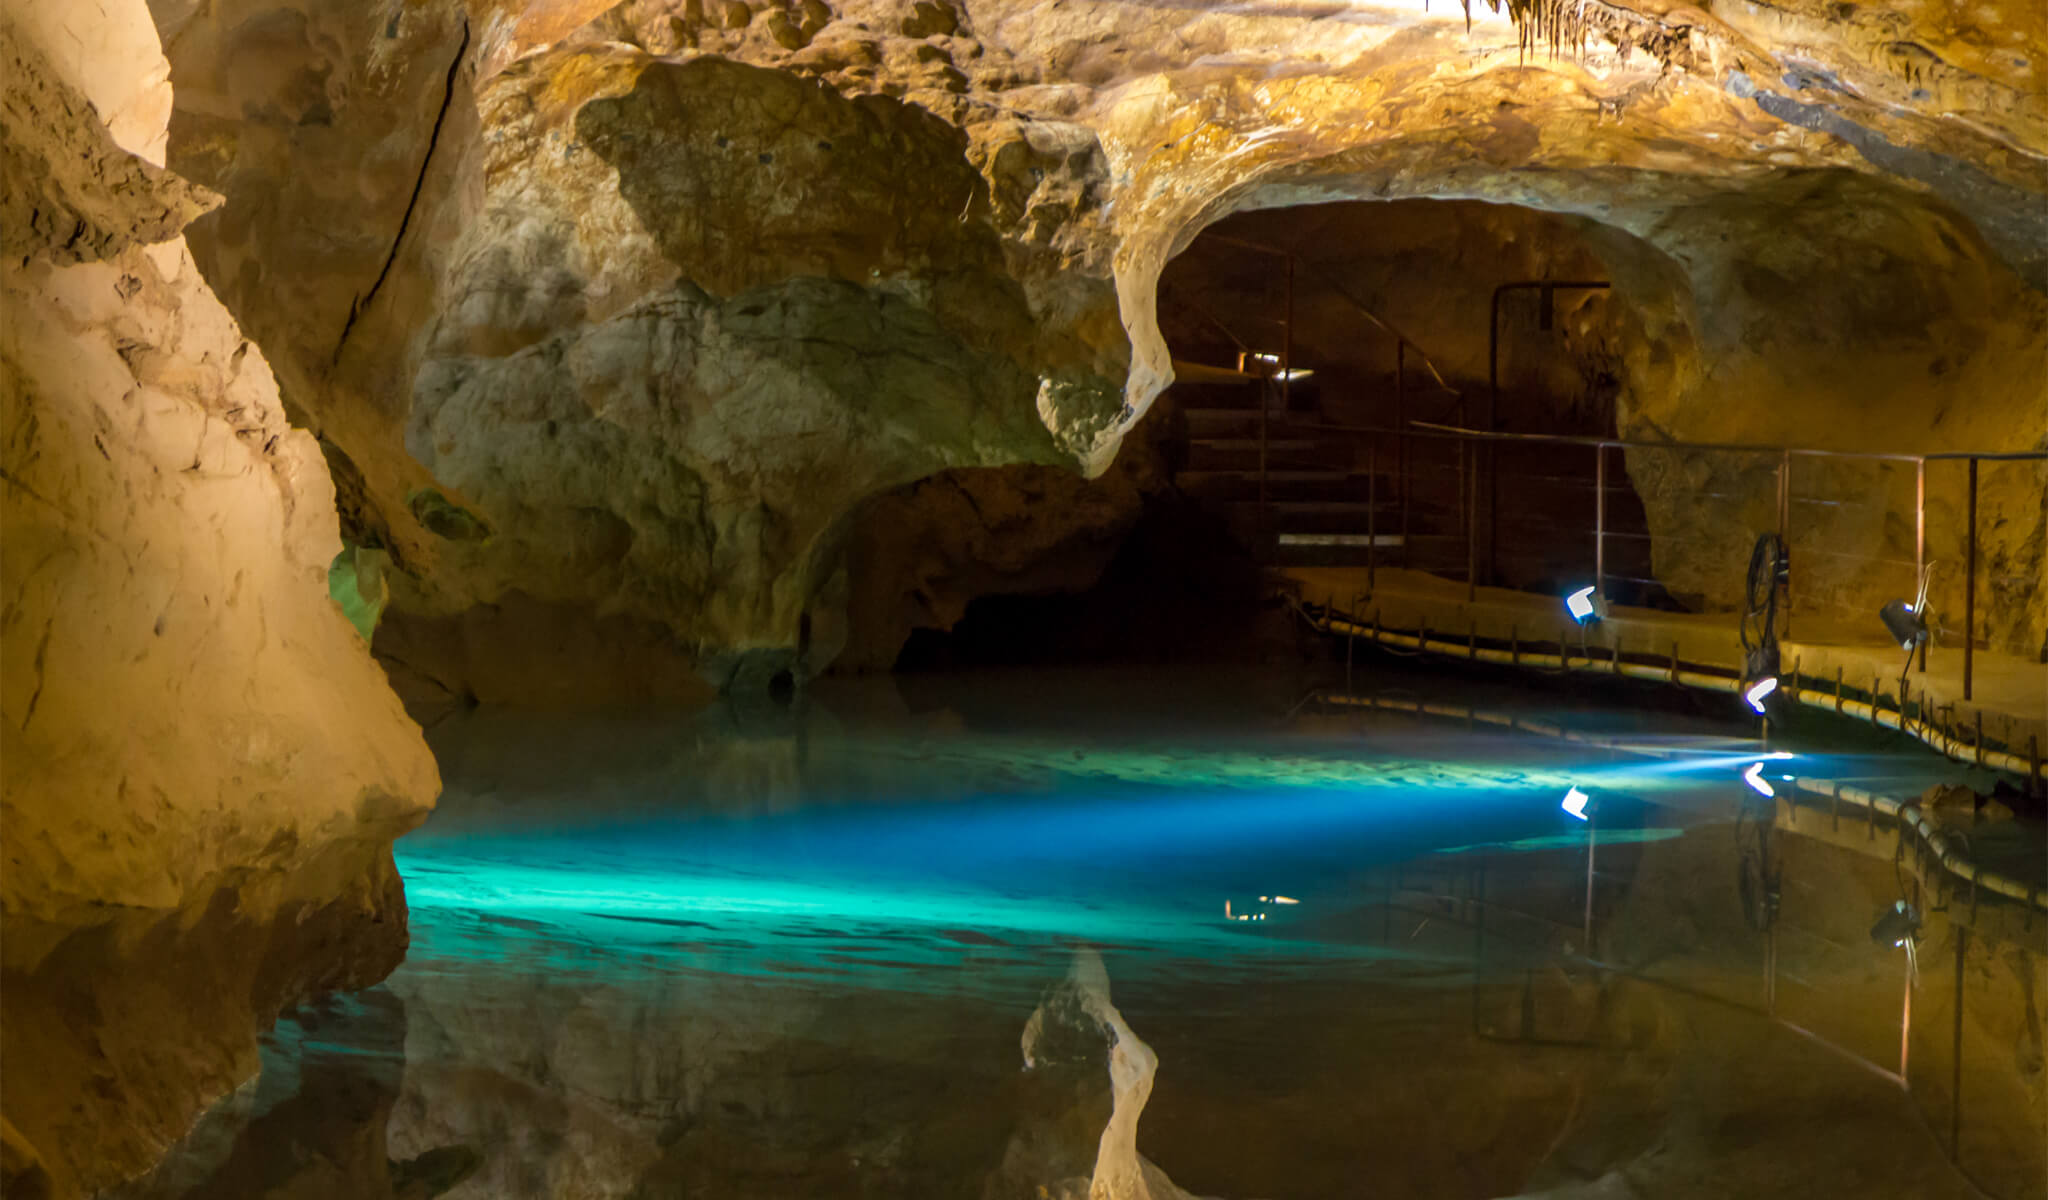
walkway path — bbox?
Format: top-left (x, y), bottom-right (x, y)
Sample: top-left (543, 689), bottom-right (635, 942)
top-left (1279, 566), bottom-right (2047, 784)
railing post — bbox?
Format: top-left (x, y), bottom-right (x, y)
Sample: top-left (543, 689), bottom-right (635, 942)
top-left (1952, 925), bottom-right (1967, 1158)
top-left (1400, 432), bottom-right (1412, 570)
top-left (1916, 458), bottom-right (1927, 673)
top-left (1582, 816), bottom-right (1597, 954)
top-left (1257, 377), bottom-right (1269, 553)
top-left (1466, 439), bottom-right (1479, 602)
top-left (1901, 946), bottom-right (1914, 1082)
top-left (1964, 456), bottom-right (1978, 700)
top-left (1396, 340), bottom-right (1408, 567)
top-left (1282, 254), bottom-right (1295, 416)
top-left (1595, 442), bottom-right (1608, 602)
top-left (1367, 442), bottom-right (1378, 592)
top-left (1778, 449), bottom-right (1793, 639)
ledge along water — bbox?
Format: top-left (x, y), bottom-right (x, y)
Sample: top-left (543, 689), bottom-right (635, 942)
top-left (1285, 566), bottom-right (2048, 783)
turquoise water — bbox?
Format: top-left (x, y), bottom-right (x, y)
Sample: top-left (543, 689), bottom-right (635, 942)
top-left (123, 668), bottom-right (2005, 1199)
top-left (398, 678), bottom-right (1734, 1001)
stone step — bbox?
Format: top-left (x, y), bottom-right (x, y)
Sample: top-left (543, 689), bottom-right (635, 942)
top-left (1275, 532), bottom-right (1407, 548)
top-left (1188, 437), bottom-right (1321, 452)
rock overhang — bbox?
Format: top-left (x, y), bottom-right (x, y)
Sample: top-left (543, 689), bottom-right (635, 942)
top-left (155, 0), bottom-right (2045, 685)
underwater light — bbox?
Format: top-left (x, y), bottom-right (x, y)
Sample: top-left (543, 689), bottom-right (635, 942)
top-left (1561, 786), bottom-right (1591, 820)
top-left (1742, 762), bottom-right (1774, 798)
top-left (1744, 676), bottom-right (1779, 714)
top-left (1564, 586), bottom-right (1605, 624)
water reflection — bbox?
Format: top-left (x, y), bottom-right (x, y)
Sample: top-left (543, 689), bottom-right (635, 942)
top-left (122, 669), bottom-right (2043, 1199)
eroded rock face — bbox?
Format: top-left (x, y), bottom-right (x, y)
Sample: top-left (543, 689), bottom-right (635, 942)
top-left (155, 0), bottom-right (2046, 687)
top-left (0, 8), bottom-right (439, 1194)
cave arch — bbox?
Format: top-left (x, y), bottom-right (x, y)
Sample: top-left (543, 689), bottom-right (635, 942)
top-left (1114, 164), bottom-right (2045, 648)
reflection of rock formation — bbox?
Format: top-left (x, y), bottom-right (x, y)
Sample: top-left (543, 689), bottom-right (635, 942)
top-left (109, 993), bottom-right (479, 1200)
top-left (0, 5), bottom-right (438, 1193)
top-left (153, 0), bottom-right (2045, 688)
top-left (997, 949), bottom-right (1203, 1200)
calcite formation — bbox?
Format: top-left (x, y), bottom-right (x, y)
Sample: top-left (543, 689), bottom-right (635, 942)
top-left (0, 6), bottom-right (439, 1195)
top-left (151, 0), bottom-right (2046, 689)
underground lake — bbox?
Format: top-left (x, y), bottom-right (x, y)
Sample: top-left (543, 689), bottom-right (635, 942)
top-left (102, 668), bottom-right (2046, 1200)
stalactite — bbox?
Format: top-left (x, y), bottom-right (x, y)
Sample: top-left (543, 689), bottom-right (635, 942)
top-left (1459, 0), bottom-right (1689, 67)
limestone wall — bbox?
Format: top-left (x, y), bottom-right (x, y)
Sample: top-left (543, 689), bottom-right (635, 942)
top-left (148, 0), bottom-right (2046, 687)
top-left (0, 8), bottom-right (439, 1194)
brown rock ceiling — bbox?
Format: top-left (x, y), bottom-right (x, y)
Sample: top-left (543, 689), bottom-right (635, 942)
top-left (150, 0), bottom-right (2045, 689)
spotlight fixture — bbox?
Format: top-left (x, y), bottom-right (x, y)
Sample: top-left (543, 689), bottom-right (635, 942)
top-left (1879, 564), bottom-right (1936, 651)
top-left (1564, 586), bottom-right (1608, 625)
top-left (1741, 641), bottom-right (1781, 717)
top-left (1741, 762), bottom-right (1774, 798)
top-left (1870, 900), bottom-right (1922, 950)
top-left (1561, 786), bottom-right (1591, 820)
top-left (1879, 599), bottom-right (1927, 651)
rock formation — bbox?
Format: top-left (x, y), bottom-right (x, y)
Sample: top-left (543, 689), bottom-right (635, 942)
top-left (0, 5), bottom-right (439, 1194)
top-left (145, 0), bottom-right (2043, 691)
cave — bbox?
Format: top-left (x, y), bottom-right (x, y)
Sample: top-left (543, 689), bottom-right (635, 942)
top-left (3, 1), bottom-right (2045, 1197)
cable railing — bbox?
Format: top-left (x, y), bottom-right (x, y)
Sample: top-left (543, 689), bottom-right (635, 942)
top-left (1270, 416), bottom-right (2045, 705)
top-left (1159, 259), bottom-right (2040, 722)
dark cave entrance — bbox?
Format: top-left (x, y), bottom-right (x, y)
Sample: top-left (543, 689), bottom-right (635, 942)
top-left (1150, 198), bottom-right (1677, 606)
top-left (898, 199), bottom-right (1683, 671)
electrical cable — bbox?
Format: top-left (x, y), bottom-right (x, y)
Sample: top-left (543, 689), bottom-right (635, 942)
top-left (1739, 531), bottom-right (1785, 663)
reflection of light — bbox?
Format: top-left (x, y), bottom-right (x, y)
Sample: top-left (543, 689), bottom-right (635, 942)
top-left (1561, 786), bottom-right (1590, 820)
top-left (1272, 895), bottom-right (1298, 905)
top-left (1766, 751), bottom-right (1794, 760)
top-left (1743, 762), bottom-right (1774, 797)
top-left (1565, 586), bottom-right (1597, 623)
top-left (1744, 677), bottom-right (1778, 713)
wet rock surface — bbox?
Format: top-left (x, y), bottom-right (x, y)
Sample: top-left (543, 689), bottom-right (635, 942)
top-left (0, 7), bottom-right (439, 1194)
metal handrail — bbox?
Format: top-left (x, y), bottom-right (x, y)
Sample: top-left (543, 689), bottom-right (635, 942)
top-left (1295, 600), bottom-right (2045, 782)
top-left (1197, 232), bottom-right (1464, 396)
top-left (1393, 420), bottom-right (2047, 466)
top-left (1312, 418), bottom-right (2041, 699)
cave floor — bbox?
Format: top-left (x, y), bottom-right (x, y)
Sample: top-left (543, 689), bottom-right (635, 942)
top-left (113, 668), bottom-right (2044, 1200)
top-left (1284, 567), bottom-right (2048, 768)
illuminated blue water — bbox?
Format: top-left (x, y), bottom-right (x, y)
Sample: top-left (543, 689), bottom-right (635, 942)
top-left (125, 668), bottom-right (2007, 1199)
top-left (390, 669), bottom-right (1970, 1004)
